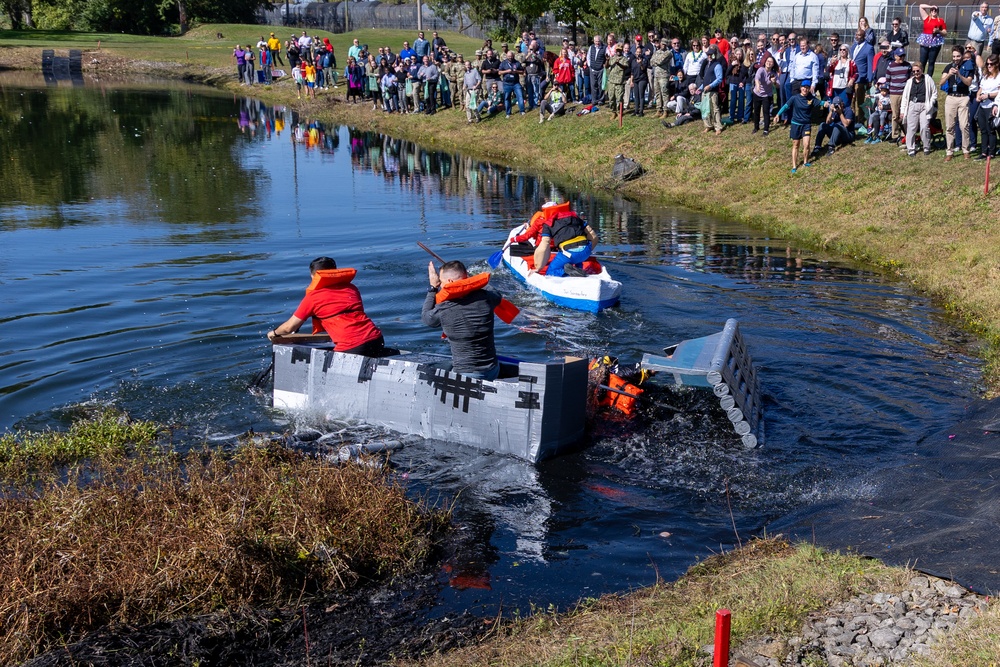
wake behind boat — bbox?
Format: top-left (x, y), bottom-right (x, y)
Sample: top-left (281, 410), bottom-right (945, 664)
top-left (500, 225), bottom-right (622, 313)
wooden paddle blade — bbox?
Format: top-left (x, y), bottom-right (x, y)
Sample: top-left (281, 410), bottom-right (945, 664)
top-left (494, 298), bottom-right (520, 324)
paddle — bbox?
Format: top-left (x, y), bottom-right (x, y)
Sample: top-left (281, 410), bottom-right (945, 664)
top-left (417, 242), bottom-right (520, 324)
top-left (487, 248), bottom-right (505, 269)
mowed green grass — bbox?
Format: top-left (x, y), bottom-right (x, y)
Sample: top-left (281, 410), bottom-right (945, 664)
top-left (0, 25), bottom-right (485, 69)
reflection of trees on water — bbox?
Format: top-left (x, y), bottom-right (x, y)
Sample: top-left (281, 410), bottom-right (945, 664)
top-left (258, 99), bottom-right (870, 285)
top-left (0, 89), bottom-right (261, 229)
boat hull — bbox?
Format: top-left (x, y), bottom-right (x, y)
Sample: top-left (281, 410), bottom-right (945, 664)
top-left (272, 343), bottom-right (588, 463)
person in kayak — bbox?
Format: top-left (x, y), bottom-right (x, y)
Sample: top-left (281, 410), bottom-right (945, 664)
top-left (422, 260), bottom-right (502, 380)
top-left (511, 201), bottom-right (569, 247)
top-left (267, 256), bottom-right (392, 357)
top-left (531, 210), bottom-right (599, 277)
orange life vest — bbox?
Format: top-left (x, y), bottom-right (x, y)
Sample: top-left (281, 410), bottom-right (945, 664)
top-left (600, 373), bottom-right (644, 416)
top-left (435, 273), bottom-right (491, 304)
top-left (305, 268), bottom-right (360, 334)
top-left (435, 273), bottom-right (519, 323)
top-left (307, 268), bottom-right (357, 292)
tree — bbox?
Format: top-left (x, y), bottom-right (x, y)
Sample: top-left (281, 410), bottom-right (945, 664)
top-left (658, 0), bottom-right (768, 38)
top-left (0, 0), bottom-right (29, 29)
top-left (550, 0), bottom-right (589, 43)
top-left (425, 0), bottom-right (468, 32)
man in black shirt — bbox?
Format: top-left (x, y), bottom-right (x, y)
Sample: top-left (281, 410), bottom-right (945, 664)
top-left (422, 261), bottom-right (501, 380)
top-left (481, 49), bottom-right (502, 84)
top-left (587, 34), bottom-right (607, 104)
top-left (940, 44), bottom-right (975, 159)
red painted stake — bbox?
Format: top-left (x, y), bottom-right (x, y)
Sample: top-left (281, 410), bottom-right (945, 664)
top-left (986, 156), bottom-right (992, 196)
top-left (713, 608), bottom-right (731, 667)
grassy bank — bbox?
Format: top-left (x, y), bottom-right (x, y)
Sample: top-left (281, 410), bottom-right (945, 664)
top-left (405, 538), bottom-right (912, 666)
top-left (2, 27), bottom-right (997, 390)
top-left (0, 410), bottom-right (447, 664)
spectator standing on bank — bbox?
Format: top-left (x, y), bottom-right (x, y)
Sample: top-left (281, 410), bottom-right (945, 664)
top-left (417, 55), bottom-right (440, 114)
top-left (941, 44), bottom-right (976, 159)
top-left (917, 4), bottom-right (947, 76)
top-left (751, 54), bottom-right (778, 134)
top-left (630, 40), bottom-right (650, 116)
top-left (587, 34), bottom-right (607, 105)
top-left (970, 3), bottom-right (994, 55)
top-left (975, 55), bottom-right (1000, 159)
top-left (885, 48), bottom-right (913, 140)
top-left (233, 44), bottom-right (247, 85)
top-left (606, 43), bottom-right (629, 115)
top-left (850, 29), bottom-right (874, 117)
top-left (901, 62), bottom-right (937, 155)
top-left (499, 50), bottom-right (526, 116)
top-left (699, 45), bottom-right (725, 134)
top-left (728, 49), bottom-right (749, 123)
top-left (887, 17), bottom-right (910, 49)
top-left (524, 42), bottom-right (546, 110)
top-left (463, 60), bottom-right (482, 122)
top-left (413, 31), bottom-right (430, 60)
top-left (649, 38), bottom-right (673, 117)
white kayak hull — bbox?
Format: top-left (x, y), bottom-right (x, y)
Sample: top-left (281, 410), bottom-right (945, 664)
top-left (500, 227), bottom-right (622, 313)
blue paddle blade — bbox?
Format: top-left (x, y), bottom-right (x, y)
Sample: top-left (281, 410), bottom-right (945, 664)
top-left (487, 249), bottom-right (504, 269)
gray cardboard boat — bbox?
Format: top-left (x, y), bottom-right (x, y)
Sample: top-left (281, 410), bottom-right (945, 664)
top-left (271, 318), bottom-right (761, 462)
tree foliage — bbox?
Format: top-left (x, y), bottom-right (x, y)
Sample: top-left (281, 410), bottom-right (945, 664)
top-left (20, 0), bottom-right (765, 38)
top-left (24, 0), bottom-right (273, 34)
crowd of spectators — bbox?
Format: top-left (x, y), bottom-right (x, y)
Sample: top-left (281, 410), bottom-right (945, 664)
top-left (244, 5), bottom-right (1000, 167)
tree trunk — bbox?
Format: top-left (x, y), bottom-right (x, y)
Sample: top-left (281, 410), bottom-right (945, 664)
top-left (178, 0), bottom-right (188, 34)
top-left (23, 0), bottom-right (33, 28)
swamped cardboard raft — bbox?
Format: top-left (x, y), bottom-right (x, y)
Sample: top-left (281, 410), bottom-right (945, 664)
top-left (271, 319), bottom-right (762, 462)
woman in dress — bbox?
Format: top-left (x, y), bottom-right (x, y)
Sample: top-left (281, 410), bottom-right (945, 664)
top-left (345, 56), bottom-right (365, 103)
top-left (917, 4), bottom-right (947, 76)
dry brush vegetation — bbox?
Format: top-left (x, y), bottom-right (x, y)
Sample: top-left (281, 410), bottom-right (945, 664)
top-left (0, 410), bottom-right (447, 664)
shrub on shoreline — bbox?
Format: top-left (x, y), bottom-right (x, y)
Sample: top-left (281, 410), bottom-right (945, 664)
top-left (0, 413), bottom-right (447, 664)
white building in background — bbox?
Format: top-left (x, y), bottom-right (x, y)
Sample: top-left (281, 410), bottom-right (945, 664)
top-left (746, 0), bottom-right (904, 37)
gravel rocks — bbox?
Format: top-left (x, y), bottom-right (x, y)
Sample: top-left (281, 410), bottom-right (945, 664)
top-left (740, 574), bottom-right (989, 666)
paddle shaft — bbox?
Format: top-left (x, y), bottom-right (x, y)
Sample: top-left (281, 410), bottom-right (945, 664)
top-left (417, 241), bottom-right (446, 264)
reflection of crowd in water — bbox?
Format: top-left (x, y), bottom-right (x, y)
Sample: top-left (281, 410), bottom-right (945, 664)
top-left (236, 97), bottom-right (286, 138)
top-left (236, 98), bottom-right (862, 283)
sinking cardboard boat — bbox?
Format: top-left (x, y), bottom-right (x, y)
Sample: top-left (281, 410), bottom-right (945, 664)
top-left (273, 339), bottom-right (588, 462)
top-left (271, 318), bottom-right (762, 462)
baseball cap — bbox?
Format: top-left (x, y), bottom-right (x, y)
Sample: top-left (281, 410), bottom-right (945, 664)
top-left (893, 47), bottom-right (905, 57)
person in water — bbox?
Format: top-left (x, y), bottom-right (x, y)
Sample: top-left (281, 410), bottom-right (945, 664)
top-left (268, 256), bottom-right (391, 356)
top-left (421, 260), bottom-right (501, 380)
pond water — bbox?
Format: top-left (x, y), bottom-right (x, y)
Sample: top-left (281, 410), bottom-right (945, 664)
top-left (0, 80), bottom-right (983, 617)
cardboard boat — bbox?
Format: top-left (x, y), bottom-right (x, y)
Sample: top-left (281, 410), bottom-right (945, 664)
top-left (270, 319), bottom-right (762, 462)
top-left (500, 227), bottom-right (622, 313)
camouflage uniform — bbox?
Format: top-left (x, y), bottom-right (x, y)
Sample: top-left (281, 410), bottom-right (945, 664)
top-left (449, 58), bottom-right (466, 107)
top-left (649, 44), bottom-right (672, 115)
top-left (606, 51), bottom-right (629, 111)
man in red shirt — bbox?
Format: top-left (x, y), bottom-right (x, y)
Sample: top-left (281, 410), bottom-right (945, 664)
top-left (267, 257), bottom-right (391, 356)
top-left (710, 28), bottom-right (731, 62)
